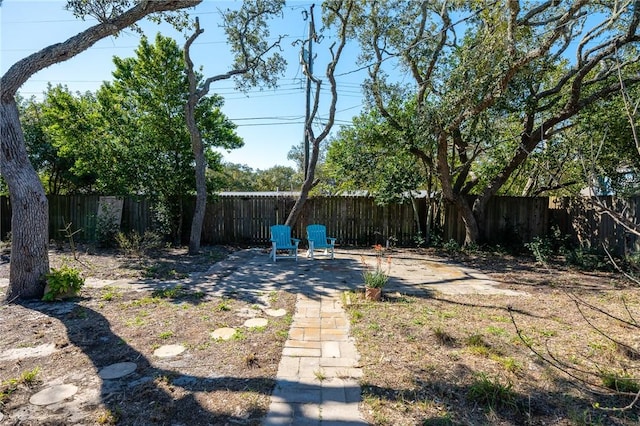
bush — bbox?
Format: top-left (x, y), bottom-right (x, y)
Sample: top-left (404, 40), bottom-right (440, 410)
top-left (525, 236), bottom-right (553, 265)
top-left (443, 239), bottom-right (460, 252)
top-left (116, 230), bottom-right (164, 257)
top-left (43, 265), bottom-right (84, 301)
top-left (565, 247), bottom-right (608, 271)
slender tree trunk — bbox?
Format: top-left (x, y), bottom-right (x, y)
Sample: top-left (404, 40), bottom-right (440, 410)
top-left (1, 100), bottom-right (50, 300)
top-left (436, 132), bottom-right (479, 245)
top-left (186, 99), bottom-right (206, 254)
top-left (285, 142), bottom-right (319, 227)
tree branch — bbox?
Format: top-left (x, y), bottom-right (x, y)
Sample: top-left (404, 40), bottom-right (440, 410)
top-left (1, 0), bottom-right (202, 101)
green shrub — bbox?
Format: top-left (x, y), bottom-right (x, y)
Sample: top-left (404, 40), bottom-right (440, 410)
top-left (443, 239), bottom-right (460, 252)
top-left (413, 232), bottom-right (426, 248)
top-left (116, 230), bottom-right (163, 257)
top-left (525, 236), bottom-right (552, 265)
top-left (43, 266), bottom-right (84, 301)
top-left (565, 247), bottom-right (608, 271)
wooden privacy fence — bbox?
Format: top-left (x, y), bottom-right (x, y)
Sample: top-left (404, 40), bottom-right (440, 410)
top-left (200, 195), bottom-right (418, 246)
top-left (0, 194), bottom-right (637, 252)
top-left (549, 196), bottom-right (640, 255)
top-left (440, 196), bottom-right (549, 246)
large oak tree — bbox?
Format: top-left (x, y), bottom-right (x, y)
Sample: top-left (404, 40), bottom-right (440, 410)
top-left (1, 0), bottom-right (202, 301)
top-left (347, 0), bottom-right (640, 245)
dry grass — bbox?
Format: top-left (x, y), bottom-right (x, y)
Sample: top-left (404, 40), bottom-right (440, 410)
top-left (346, 250), bottom-right (640, 425)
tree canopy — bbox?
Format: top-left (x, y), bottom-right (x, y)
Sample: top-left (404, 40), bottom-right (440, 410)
top-left (325, 0), bottom-right (640, 245)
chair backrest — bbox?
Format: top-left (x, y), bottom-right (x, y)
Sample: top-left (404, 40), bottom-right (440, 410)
top-left (271, 225), bottom-right (292, 247)
top-left (306, 224), bottom-right (327, 244)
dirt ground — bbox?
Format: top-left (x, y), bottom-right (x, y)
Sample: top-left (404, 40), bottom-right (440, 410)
top-left (0, 245), bottom-right (296, 425)
top-left (0, 244), bottom-right (639, 425)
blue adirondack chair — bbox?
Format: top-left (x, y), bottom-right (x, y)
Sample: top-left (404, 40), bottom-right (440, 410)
top-left (306, 224), bottom-right (336, 260)
top-left (270, 225), bottom-right (300, 262)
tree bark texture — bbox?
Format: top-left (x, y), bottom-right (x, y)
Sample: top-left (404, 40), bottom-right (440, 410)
top-left (1, 100), bottom-right (50, 300)
top-left (1, 0), bottom-right (202, 300)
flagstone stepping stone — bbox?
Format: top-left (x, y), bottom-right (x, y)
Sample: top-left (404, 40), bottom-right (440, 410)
top-left (153, 344), bottom-right (185, 358)
top-left (264, 308), bottom-right (287, 317)
top-left (0, 343), bottom-right (56, 362)
top-left (29, 384), bottom-right (78, 406)
top-left (244, 318), bottom-right (268, 328)
top-left (211, 327), bottom-right (236, 340)
top-left (98, 362), bottom-right (137, 380)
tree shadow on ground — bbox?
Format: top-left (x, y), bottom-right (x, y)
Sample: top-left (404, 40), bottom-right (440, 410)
top-left (4, 250), bottom-right (367, 424)
top-left (17, 299), bottom-right (271, 425)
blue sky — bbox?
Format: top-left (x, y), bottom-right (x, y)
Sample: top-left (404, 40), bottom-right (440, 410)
top-left (0, 0), bottom-right (368, 170)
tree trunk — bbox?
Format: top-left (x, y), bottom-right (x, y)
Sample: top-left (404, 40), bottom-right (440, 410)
top-left (285, 142), bottom-right (319, 228)
top-left (186, 100), bottom-right (206, 254)
top-left (1, 100), bottom-right (50, 300)
top-left (436, 132), bottom-right (479, 245)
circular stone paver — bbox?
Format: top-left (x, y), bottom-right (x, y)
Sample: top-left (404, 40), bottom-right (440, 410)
top-left (264, 308), bottom-right (287, 317)
top-left (98, 362), bottom-right (137, 380)
top-left (153, 344), bottom-right (186, 358)
top-left (29, 384), bottom-right (78, 406)
top-left (244, 318), bottom-right (268, 328)
top-left (211, 327), bottom-right (236, 340)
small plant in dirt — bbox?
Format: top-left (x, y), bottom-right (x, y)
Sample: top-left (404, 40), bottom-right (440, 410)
top-left (60, 220), bottom-right (83, 260)
top-left (96, 407), bottom-right (121, 425)
top-left (314, 369), bottom-right (327, 382)
top-left (216, 299), bottom-right (231, 311)
top-left (244, 352), bottom-right (259, 369)
top-left (158, 331), bottom-right (174, 340)
top-left (362, 244), bottom-right (390, 289)
top-left (100, 286), bottom-right (122, 301)
top-left (43, 265), bottom-right (84, 301)
top-left (152, 285), bottom-right (185, 299)
top-left (1, 367), bottom-right (41, 405)
top-left (468, 372), bottom-right (516, 410)
top-left (600, 370), bottom-right (640, 394)
top-left (432, 326), bottom-right (456, 346)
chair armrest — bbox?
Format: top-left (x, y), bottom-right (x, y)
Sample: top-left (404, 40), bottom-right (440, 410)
top-left (328, 238), bottom-right (337, 244)
top-left (292, 238), bottom-right (301, 246)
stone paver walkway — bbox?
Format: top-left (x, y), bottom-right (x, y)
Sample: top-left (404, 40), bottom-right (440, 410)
top-left (264, 291), bottom-right (365, 425)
